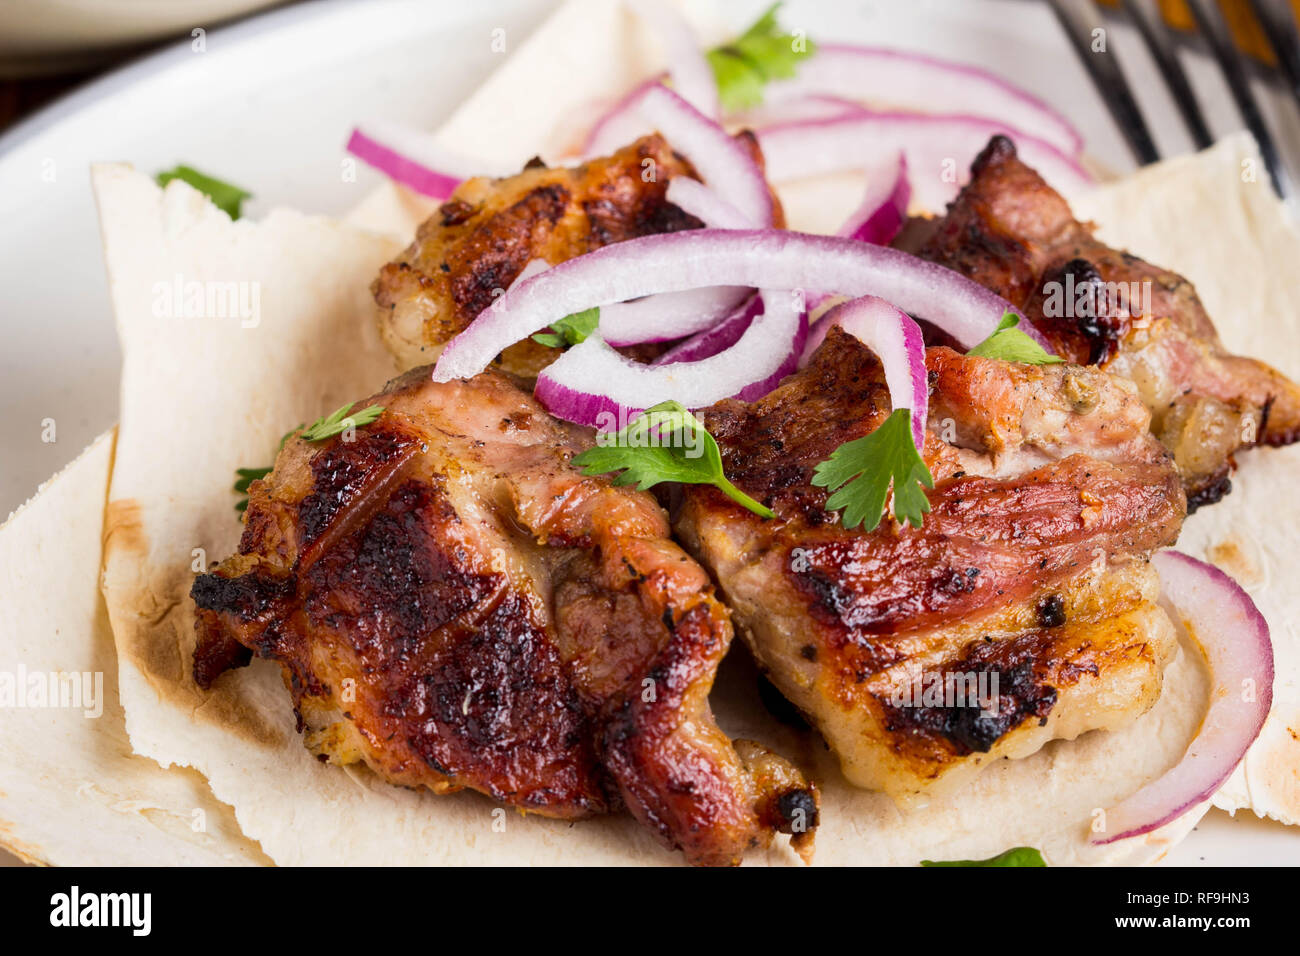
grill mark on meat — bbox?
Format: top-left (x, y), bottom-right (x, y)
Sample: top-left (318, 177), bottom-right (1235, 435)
top-left (191, 369), bottom-right (812, 864)
top-left (785, 459), bottom-right (1180, 636)
top-left (879, 631), bottom-right (1060, 755)
top-left (296, 427), bottom-right (420, 553)
top-left (600, 600), bottom-right (766, 863)
top-left (301, 479), bottom-right (497, 654)
top-left (448, 182), bottom-right (570, 321)
top-left (401, 588), bottom-right (603, 810)
top-left (677, 328), bottom-right (1184, 801)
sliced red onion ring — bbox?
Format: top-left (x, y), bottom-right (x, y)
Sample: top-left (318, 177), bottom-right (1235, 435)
top-left (600, 286), bottom-right (751, 346)
top-left (756, 112), bottom-right (1092, 212)
top-left (582, 76), bottom-right (665, 158)
top-left (799, 296), bottom-right (927, 449)
top-left (433, 229), bottom-right (1043, 383)
top-left (585, 83), bottom-right (773, 226)
top-left (1092, 550), bottom-right (1274, 845)
top-left (730, 93), bottom-right (869, 129)
top-left (838, 153), bottom-right (910, 245)
top-left (652, 293), bottom-right (762, 365)
top-left (598, 178), bottom-right (754, 347)
top-left (666, 177), bottom-right (754, 229)
top-left (628, 0), bottom-right (718, 118)
top-left (534, 289), bottom-right (806, 426)
top-left (346, 121), bottom-right (513, 200)
top-left (510, 258), bottom-right (550, 289)
top-left (762, 44), bottom-right (1083, 157)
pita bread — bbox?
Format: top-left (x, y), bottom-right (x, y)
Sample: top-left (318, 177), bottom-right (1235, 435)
top-left (90, 1), bottom-right (1244, 865)
top-left (1075, 134), bottom-right (1300, 827)
top-left (0, 429), bottom-right (269, 865)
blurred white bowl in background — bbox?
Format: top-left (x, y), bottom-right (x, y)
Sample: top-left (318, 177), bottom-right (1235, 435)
top-left (0, 0), bottom-right (287, 76)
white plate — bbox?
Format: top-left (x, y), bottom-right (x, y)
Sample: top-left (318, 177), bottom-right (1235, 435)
top-left (0, 0), bottom-right (1296, 866)
top-left (0, 0), bottom-right (286, 75)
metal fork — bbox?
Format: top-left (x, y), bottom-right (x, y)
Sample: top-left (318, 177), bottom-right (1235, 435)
top-left (1047, 0), bottom-right (1295, 197)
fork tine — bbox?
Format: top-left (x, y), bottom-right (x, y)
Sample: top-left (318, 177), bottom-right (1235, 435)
top-left (1126, 0), bottom-right (1215, 148)
top-left (1047, 0), bottom-right (1161, 165)
top-left (1186, 0), bottom-right (1290, 196)
top-left (1249, 0), bottom-right (1300, 105)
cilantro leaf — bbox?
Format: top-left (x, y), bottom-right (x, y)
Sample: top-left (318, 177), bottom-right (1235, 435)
top-left (811, 408), bottom-right (933, 531)
top-left (299, 403), bottom-right (385, 442)
top-left (572, 400), bottom-right (774, 518)
top-left (156, 165), bottom-right (251, 219)
top-left (707, 50), bottom-right (767, 112)
top-left (921, 847), bottom-right (1047, 867)
top-left (966, 312), bottom-right (1063, 365)
top-left (707, 2), bottom-right (816, 112)
top-left (532, 307), bottom-right (600, 349)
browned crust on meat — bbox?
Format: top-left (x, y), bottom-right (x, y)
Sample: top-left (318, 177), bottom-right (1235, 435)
top-left (191, 368), bottom-right (812, 865)
top-left (371, 135), bottom-right (702, 375)
top-left (915, 134), bottom-right (1300, 503)
top-left (371, 132), bottom-right (783, 378)
top-left (677, 330), bottom-right (1184, 798)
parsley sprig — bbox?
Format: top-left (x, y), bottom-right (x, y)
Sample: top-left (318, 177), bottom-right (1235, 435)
top-left (532, 307), bottom-right (600, 349)
top-left (966, 312), bottom-right (1063, 365)
top-left (156, 165), bottom-right (251, 219)
top-left (232, 404), bottom-right (384, 513)
top-left (812, 408), bottom-right (933, 532)
top-left (707, 3), bottom-right (816, 112)
top-left (571, 400), bottom-right (773, 518)
top-left (921, 846), bottom-right (1047, 867)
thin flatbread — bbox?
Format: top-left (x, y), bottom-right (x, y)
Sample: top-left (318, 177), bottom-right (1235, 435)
top-left (94, 1), bottom-right (1225, 864)
top-left (1076, 135), bottom-right (1300, 826)
top-left (0, 429), bottom-right (268, 865)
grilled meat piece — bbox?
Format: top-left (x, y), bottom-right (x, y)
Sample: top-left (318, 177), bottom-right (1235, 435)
top-left (675, 328), bottom-right (1184, 803)
top-left (915, 135), bottom-right (1300, 507)
top-left (372, 133), bottom-right (776, 378)
top-left (191, 368), bottom-right (815, 866)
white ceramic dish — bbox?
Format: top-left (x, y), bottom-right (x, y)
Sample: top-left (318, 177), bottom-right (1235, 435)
top-left (0, 0), bottom-right (288, 76)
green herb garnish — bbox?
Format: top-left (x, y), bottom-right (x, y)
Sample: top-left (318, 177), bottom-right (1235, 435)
top-left (966, 312), bottom-right (1063, 365)
top-left (299, 403), bottom-right (385, 442)
top-left (156, 165), bottom-right (251, 219)
top-left (532, 307), bottom-right (600, 349)
top-left (707, 3), bottom-right (816, 112)
top-left (921, 846), bottom-right (1047, 867)
top-left (572, 400), bottom-right (773, 518)
top-left (812, 408), bottom-right (933, 532)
